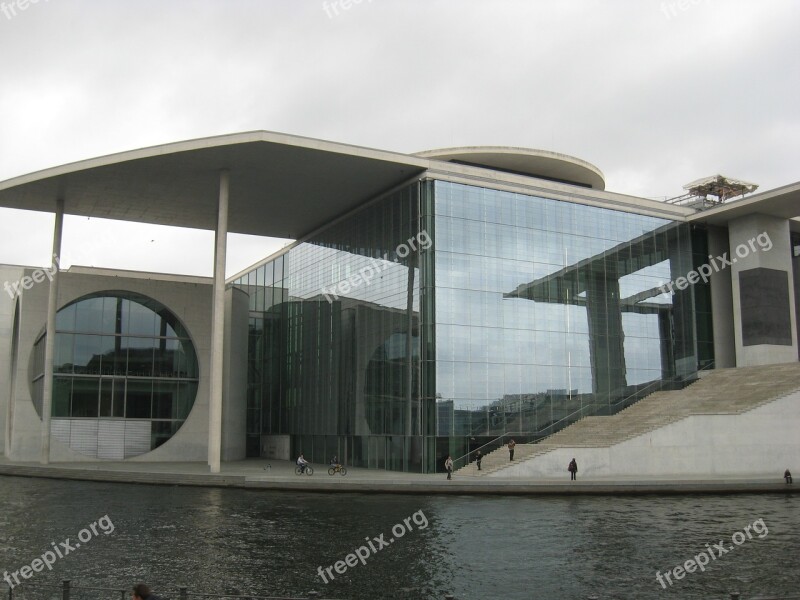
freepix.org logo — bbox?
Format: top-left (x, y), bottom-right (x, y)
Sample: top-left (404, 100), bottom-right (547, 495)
top-left (658, 232), bottom-right (772, 296)
top-left (321, 230), bottom-right (431, 303)
top-left (3, 515), bottom-right (115, 590)
top-left (1, 0), bottom-right (50, 22)
top-left (655, 518), bottom-right (768, 589)
top-left (3, 254), bottom-right (61, 300)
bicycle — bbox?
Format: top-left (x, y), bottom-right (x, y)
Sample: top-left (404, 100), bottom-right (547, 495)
top-left (327, 464), bottom-right (347, 476)
top-left (294, 464), bottom-right (314, 476)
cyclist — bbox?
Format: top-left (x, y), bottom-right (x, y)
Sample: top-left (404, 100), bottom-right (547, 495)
top-left (297, 453), bottom-right (309, 474)
top-left (330, 455), bottom-right (340, 468)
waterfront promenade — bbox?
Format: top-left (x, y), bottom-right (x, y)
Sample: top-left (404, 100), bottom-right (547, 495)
top-left (0, 457), bottom-right (793, 495)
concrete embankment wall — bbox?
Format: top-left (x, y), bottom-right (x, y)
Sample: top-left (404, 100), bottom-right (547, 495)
top-left (490, 390), bottom-right (800, 479)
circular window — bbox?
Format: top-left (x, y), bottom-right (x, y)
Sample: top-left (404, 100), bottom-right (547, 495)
top-left (30, 292), bottom-right (199, 458)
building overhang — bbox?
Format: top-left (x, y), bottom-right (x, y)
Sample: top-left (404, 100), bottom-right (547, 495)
top-left (0, 131), bottom-right (429, 239)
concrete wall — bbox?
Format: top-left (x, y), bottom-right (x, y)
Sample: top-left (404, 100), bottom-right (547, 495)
top-left (222, 286), bottom-right (248, 461)
top-left (6, 267), bottom-right (213, 462)
top-left (729, 214), bottom-right (798, 366)
top-left (0, 266), bottom-right (25, 455)
top-left (261, 434), bottom-right (290, 460)
top-left (491, 390), bottom-right (800, 478)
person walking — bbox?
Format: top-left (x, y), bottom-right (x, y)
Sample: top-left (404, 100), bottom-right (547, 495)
top-left (132, 584), bottom-right (163, 600)
top-left (568, 458), bottom-right (578, 481)
top-left (445, 455), bottom-right (454, 480)
top-left (475, 449), bottom-right (483, 471)
top-left (508, 439), bottom-right (516, 461)
top-left (784, 469), bottom-right (793, 484)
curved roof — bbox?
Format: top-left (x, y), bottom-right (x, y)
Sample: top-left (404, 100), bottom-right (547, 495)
top-left (415, 146), bottom-right (606, 190)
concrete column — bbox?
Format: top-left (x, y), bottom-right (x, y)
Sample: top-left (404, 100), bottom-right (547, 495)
top-left (208, 170), bottom-right (229, 473)
top-left (707, 226), bottom-right (735, 368)
top-left (729, 214), bottom-right (797, 366)
top-left (40, 198), bottom-right (64, 464)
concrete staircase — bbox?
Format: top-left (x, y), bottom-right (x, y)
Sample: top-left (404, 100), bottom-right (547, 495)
top-left (457, 362), bottom-right (800, 477)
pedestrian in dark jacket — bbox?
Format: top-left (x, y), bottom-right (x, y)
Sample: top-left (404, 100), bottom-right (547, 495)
top-left (784, 469), bottom-right (793, 484)
top-left (475, 450), bottom-right (483, 471)
top-left (132, 583), bottom-right (163, 600)
top-left (445, 455), bottom-right (454, 480)
top-left (568, 458), bottom-right (578, 481)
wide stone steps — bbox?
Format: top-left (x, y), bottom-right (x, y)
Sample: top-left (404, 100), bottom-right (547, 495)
top-left (458, 362), bottom-right (800, 476)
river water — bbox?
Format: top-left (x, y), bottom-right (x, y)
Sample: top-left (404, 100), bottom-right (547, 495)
top-left (0, 476), bottom-right (797, 600)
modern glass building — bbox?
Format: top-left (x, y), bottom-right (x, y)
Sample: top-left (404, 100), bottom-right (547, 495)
top-left (1, 132), bottom-right (796, 472)
top-left (232, 174), bottom-right (713, 472)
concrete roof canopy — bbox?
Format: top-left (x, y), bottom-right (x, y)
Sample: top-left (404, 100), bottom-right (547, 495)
top-left (0, 131), bottom-right (429, 239)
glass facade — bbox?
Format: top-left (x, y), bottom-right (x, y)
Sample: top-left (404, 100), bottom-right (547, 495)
top-left (31, 292), bottom-right (199, 457)
top-left (232, 184), bottom-right (436, 472)
top-left (431, 181), bottom-right (712, 461)
top-left (234, 178), bottom-right (713, 472)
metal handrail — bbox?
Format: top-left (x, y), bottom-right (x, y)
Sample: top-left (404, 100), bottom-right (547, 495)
top-left (452, 361), bottom-right (716, 470)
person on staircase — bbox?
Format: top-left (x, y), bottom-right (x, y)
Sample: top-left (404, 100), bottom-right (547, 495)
top-left (508, 439), bottom-right (516, 461)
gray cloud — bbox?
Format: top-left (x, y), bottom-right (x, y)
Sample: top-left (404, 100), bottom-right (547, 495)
top-left (1, 0), bottom-right (797, 274)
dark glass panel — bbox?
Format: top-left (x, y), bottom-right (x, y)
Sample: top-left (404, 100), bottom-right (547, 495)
top-left (53, 377), bottom-right (71, 417)
top-left (54, 333), bottom-right (74, 374)
top-left (72, 335), bottom-right (103, 375)
top-left (99, 378), bottom-right (113, 417)
top-left (152, 381), bottom-right (178, 419)
top-left (75, 297), bottom-right (104, 333)
top-left (56, 302), bottom-right (76, 332)
top-left (70, 378), bottom-right (99, 417)
top-left (125, 380), bottom-right (152, 418)
top-left (125, 337), bottom-right (154, 377)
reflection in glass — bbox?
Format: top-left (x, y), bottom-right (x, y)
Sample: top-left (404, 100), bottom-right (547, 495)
top-left (30, 292), bottom-right (199, 458)
top-left (232, 179), bottom-right (711, 472)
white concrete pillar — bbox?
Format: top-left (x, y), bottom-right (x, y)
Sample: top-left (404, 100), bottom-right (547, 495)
top-left (729, 214), bottom-right (797, 366)
top-left (208, 170), bottom-right (229, 473)
top-left (40, 198), bottom-right (64, 464)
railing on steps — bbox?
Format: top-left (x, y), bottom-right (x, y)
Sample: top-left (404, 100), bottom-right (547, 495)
top-left (453, 362), bottom-right (716, 471)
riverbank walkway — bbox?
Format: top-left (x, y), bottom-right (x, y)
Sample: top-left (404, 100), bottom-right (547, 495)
top-left (0, 457), bottom-right (795, 495)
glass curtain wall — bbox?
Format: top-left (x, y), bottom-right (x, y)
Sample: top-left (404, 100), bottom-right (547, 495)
top-left (30, 292), bottom-right (199, 457)
top-left (232, 182), bottom-right (436, 472)
top-left (432, 181), bottom-right (711, 462)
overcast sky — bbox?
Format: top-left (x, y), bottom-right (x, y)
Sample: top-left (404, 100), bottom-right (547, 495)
top-left (1, 0), bottom-right (798, 277)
